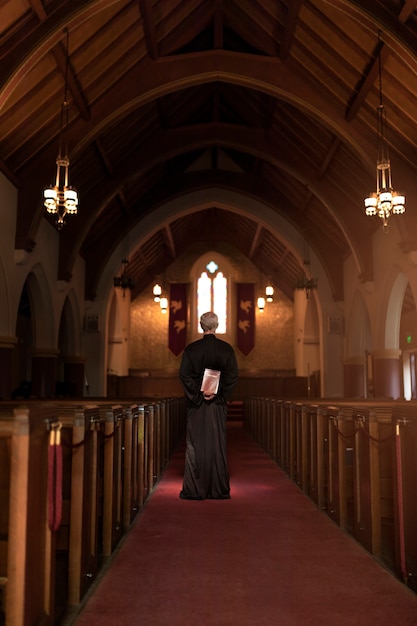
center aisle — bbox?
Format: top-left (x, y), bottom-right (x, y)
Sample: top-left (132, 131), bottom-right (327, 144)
top-left (72, 422), bottom-right (417, 626)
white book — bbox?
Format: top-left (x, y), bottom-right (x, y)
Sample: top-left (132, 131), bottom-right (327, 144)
top-left (200, 368), bottom-right (220, 394)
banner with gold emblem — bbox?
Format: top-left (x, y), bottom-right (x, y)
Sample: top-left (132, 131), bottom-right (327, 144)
top-left (236, 283), bottom-right (255, 355)
top-left (169, 283), bottom-right (187, 355)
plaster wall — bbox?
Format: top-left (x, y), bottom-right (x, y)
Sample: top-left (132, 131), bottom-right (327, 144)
top-left (344, 219), bottom-right (417, 357)
top-left (0, 172), bottom-right (86, 355)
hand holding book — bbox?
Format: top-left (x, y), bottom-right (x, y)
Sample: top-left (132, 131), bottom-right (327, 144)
top-left (201, 368), bottom-right (220, 396)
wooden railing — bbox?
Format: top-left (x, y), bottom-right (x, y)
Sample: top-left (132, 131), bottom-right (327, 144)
top-left (107, 369), bottom-right (317, 400)
top-left (243, 397), bottom-right (417, 593)
top-left (0, 397), bottom-right (186, 626)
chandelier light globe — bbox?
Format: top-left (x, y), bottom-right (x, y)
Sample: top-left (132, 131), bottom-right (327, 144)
top-left (44, 187), bottom-right (59, 213)
top-left (392, 193), bottom-right (406, 214)
top-left (64, 187), bottom-right (78, 213)
top-left (160, 297), bottom-right (168, 313)
top-left (364, 194), bottom-right (377, 216)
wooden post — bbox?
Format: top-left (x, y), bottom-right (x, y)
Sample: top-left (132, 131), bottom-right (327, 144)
top-left (123, 406), bottom-right (134, 530)
top-left (137, 406), bottom-right (145, 507)
top-left (7, 408), bottom-right (30, 626)
top-left (102, 408), bottom-right (115, 557)
top-left (147, 405), bottom-right (155, 494)
top-left (68, 411), bottom-right (85, 606)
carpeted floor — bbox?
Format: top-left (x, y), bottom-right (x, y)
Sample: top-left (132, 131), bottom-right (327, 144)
top-left (72, 422), bottom-right (417, 625)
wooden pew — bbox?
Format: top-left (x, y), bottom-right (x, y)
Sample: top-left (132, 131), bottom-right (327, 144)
top-left (390, 404), bottom-right (417, 589)
top-left (0, 396), bottom-right (187, 626)
top-left (349, 404), bottom-right (394, 560)
top-left (146, 403), bottom-right (155, 496)
top-left (0, 416), bottom-right (12, 626)
top-left (102, 405), bottom-right (125, 557)
top-left (122, 404), bottom-right (140, 531)
top-left (243, 397), bottom-right (406, 586)
top-left (0, 405), bottom-right (61, 626)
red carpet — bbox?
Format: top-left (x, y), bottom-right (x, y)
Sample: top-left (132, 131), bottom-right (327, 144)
top-left (73, 423), bottom-right (417, 625)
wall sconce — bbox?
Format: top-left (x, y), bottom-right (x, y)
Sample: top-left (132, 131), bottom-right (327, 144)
top-left (265, 283), bottom-right (274, 302)
top-left (160, 297), bottom-right (168, 313)
top-left (297, 235), bottom-right (318, 299)
top-left (257, 296), bottom-right (266, 312)
top-left (113, 260), bottom-right (135, 297)
top-left (153, 282), bottom-right (162, 302)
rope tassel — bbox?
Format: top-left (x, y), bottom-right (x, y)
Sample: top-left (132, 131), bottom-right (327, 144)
top-left (48, 423), bottom-right (63, 532)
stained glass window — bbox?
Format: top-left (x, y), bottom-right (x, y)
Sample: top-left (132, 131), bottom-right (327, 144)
top-left (197, 261), bottom-right (227, 333)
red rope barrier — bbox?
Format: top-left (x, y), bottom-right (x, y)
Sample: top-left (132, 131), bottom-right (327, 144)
top-left (48, 425), bottom-right (63, 532)
top-left (330, 418), bottom-right (361, 439)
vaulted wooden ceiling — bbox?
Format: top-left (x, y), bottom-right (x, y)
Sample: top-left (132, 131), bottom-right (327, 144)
top-left (2, 0), bottom-right (417, 302)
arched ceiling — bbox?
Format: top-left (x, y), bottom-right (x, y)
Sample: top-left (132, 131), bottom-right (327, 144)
top-left (2, 0), bottom-right (417, 302)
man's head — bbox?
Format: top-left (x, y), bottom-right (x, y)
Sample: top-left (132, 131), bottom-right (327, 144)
top-left (200, 311), bottom-right (219, 332)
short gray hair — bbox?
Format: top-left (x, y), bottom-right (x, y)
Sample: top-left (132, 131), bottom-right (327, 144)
top-left (200, 311), bottom-right (219, 332)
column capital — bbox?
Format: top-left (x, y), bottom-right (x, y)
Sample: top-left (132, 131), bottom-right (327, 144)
top-left (0, 336), bottom-right (18, 348)
top-left (31, 348), bottom-right (60, 358)
top-left (371, 349), bottom-right (402, 360)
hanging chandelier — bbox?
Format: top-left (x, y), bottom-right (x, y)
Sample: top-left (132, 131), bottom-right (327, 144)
top-left (43, 29), bottom-right (78, 230)
top-left (364, 32), bottom-right (405, 231)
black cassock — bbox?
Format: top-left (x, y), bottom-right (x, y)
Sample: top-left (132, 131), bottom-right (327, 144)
top-left (179, 334), bottom-right (238, 500)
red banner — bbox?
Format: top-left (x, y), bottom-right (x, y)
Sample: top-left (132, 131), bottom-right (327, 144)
top-left (169, 283), bottom-right (187, 355)
top-left (236, 283), bottom-right (255, 355)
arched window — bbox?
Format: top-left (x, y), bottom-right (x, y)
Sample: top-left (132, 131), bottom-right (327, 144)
top-left (197, 260), bottom-right (227, 334)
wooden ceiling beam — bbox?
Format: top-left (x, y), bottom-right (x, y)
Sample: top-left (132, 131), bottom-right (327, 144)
top-left (249, 224), bottom-right (263, 259)
top-left (346, 0), bottom-right (417, 123)
top-left (280, 0), bottom-right (304, 61)
top-left (27, 0), bottom-right (47, 19)
top-left (94, 137), bottom-right (113, 176)
top-left (137, 0), bottom-right (158, 60)
top-left (214, 0), bottom-right (223, 49)
top-left (318, 137), bottom-right (341, 179)
top-left (158, 3), bottom-right (213, 56)
top-left (163, 225), bottom-right (176, 258)
top-left (27, 0), bottom-right (90, 121)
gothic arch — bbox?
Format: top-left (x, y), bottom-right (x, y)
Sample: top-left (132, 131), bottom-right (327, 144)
top-left (24, 264), bottom-right (55, 349)
top-left (59, 290), bottom-right (82, 357)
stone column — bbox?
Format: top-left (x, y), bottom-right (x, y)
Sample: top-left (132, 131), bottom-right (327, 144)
top-left (31, 349), bottom-right (59, 398)
top-left (0, 336), bottom-right (17, 399)
top-left (293, 288), bottom-right (308, 376)
top-left (63, 356), bottom-right (86, 397)
top-left (372, 349), bottom-right (402, 399)
top-left (343, 356), bottom-right (366, 398)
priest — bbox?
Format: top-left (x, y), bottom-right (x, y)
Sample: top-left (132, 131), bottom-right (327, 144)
top-left (179, 311), bottom-right (238, 500)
